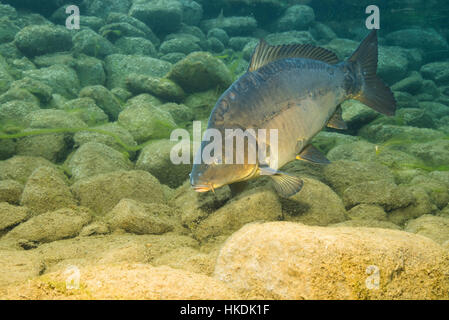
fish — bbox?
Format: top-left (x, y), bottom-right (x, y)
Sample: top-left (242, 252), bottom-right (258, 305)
top-left (189, 29), bottom-right (396, 197)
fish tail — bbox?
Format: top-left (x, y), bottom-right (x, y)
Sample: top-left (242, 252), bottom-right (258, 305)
top-left (346, 29), bottom-right (396, 116)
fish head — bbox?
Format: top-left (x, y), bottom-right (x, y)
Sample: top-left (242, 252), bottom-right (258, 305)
top-left (190, 160), bottom-right (257, 193)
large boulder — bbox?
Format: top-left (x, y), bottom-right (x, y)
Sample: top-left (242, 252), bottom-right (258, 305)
top-left (168, 52), bottom-right (232, 92)
top-left (67, 142), bottom-right (133, 181)
top-left (14, 25), bottom-right (72, 57)
top-left (71, 170), bottom-right (165, 215)
top-left (214, 222), bottom-right (449, 299)
top-left (72, 29), bottom-right (117, 58)
top-left (20, 166), bottom-right (76, 215)
top-left (104, 54), bottom-right (172, 89)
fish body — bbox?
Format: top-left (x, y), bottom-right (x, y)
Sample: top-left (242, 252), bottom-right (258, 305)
top-left (190, 30), bottom-right (396, 197)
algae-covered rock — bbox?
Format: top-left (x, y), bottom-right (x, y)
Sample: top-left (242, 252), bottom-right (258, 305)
top-left (16, 131), bottom-right (69, 162)
top-left (20, 166), bottom-right (76, 215)
top-left (68, 142), bottom-right (133, 182)
top-left (281, 177), bottom-right (347, 226)
top-left (73, 55), bottom-right (106, 88)
top-left (79, 85), bottom-right (122, 121)
top-left (193, 188), bottom-right (282, 242)
top-left (107, 199), bottom-right (179, 235)
top-left (0, 100), bottom-right (40, 126)
top-left (126, 74), bottom-right (185, 102)
top-left (4, 263), bottom-right (239, 300)
top-left (135, 139), bottom-right (192, 188)
top-left (118, 104), bottom-right (176, 143)
top-left (0, 180), bottom-right (23, 205)
top-left (24, 109), bottom-right (86, 129)
top-left (71, 170), bottom-right (165, 215)
top-left (342, 180), bottom-right (413, 211)
top-left (201, 16), bottom-right (257, 36)
top-left (331, 219), bottom-right (401, 230)
top-left (115, 37), bottom-right (157, 56)
top-left (184, 89), bottom-right (221, 118)
top-left (61, 98), bottom-right (108, 126)
top-left (168, 52), bottom-right (233, 92)
top-left (323, 160), bottom-right (395, 196)
top-left (23, 64), bottom-right (80, 98)
top-left (405, 214), bottom-right (449, 245)
top-left (129, 0), bottom-right (183, 34)
top-left (104, 54), bottom-right (172, 89)
top-left (341, 100), bottom-right (379, 131)
top-left (347, 204), bottom-right (388, 221)
top-left (10, 77), bottom-right (53, 104)
top-left (0, 250), bottom-right (44, 288)
top-left (5, 207), bottom-right (92, 243)
top-left (14, 25), bottom-right (72, 57)
top-left (72, 28), bottom-right (117, 58)
top-left (214, 222), bottom-right (449, 299)
top-left (0, 202), bottom-right (31, 231)
top-left (271, 4), bottom-right (315, 32)
top-left (0, 156), bottom-right (56, 184)
top-left (161, 102), bottom-right (194, 125)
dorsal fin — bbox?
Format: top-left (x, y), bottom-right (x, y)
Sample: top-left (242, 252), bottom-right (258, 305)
top-left (248, 39), bottom-right (340, 72)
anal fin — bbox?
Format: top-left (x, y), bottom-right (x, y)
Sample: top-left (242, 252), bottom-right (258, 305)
top-left (327, 105), bottom-right (348, 130)
top-left (296, 144), bottom-right (330, 164)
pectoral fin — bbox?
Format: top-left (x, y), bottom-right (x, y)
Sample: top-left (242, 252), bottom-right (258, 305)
top-left (259, 166), bottom-right (304, 197)
top-left (327, 105), bottom-right (347, 130)
top-left (296, 144), bottom-right (330, 164)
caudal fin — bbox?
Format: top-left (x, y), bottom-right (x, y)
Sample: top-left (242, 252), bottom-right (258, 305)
top-left (348, 29), bottom-right (396, 116)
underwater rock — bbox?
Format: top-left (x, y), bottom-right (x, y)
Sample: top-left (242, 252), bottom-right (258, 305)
top-left (99, 22), bottom-right (148, 41)
top-left (168, 52), bottom-right (232, 92)
top-left (14, 25), bottom-right (72, 57)
top-left (0, 100), bottom-right (40, 126)
top-left (126, 74), bottom-right (185, 102)
top-left (0, 156), bottom-right (56, 184)
top-left (184, 89), bottom-right (221, 118)
top-left (0, 18), bottom-right (20, 44)
top-left (24, 109), bottom-right (86, 129)
top-left (207, 37), bottom-right (225, 53)
top-left (346, 204), bottom-right (388, 221)
top-left (84, 0), bottom-right (132, 18)
top-left (405, 214), bottom-right (449, 245)
top-left (71, 170), bottom-right (165, 215)
top-left (110, 87), bottom-right (132, 103)
top-left (23, 64), bottom-right (80, 99)
top-left (104, 54), bottom-right (172, 89)
top-left (0, 55), bottom-right (14, 94)
top-left (126, 92), bottom-right (163, 107)
top-left (0, 87), bottom-right (40, 106)
top-left (341, 100), bottom-right (379, 131)
top-left (386, 28), bottom-right (449, 62)
top-left (160, 102), bottom-right (194, 125)
top-left (391, 71), bottom-right (423, 94)
top-left (377, 46), bottom-right (410, 84)
top-left (68, 142), bottom-right (133, 182)
top-left (281, 177), bottom-right (347, 226)
top-left (342, 179), bottom-right (413, 211)
top-left (4, 263), bottom-right (239, 299)
top-left (107, 198), bottom-right (179, 235)
top-left (20, 166), bottom-right (76, 215)
top-left (159, 37), bottom-right (202, 55)
top-left (130, 0), bottom-right (183, 35)
top-left (115, 37), bottom-right (157, 57)
top-left (79, 85), bottom-right (121, 121)
top-left (214, 221), bottom-right (449, 299)
top-left (136, 139), bottom-right (192, 188)
top-left (43, 70), bottom-right (89, 100)
top-left (32, 53), bottom-right (75, 68)
top-left (394, 91), bottom-right (419, 109)
top-left (72, 29), bottom-right (116, 59)
top-left (118, 104), bottom-right (176, 143)
top-left (5, 207), bottom-right (92, 243)
top-left (207, 28), bottom-right (229, 46)
top-left (418, 101), bottom-right (449, 119)
top-left (10, 77), bottom-right (53, 104)
top-left (16, 131), bottom-right (70, 162)
top-left (0, 250), bottom-right (44, 288)
top-left (73, 122), bottom-right (137, 157)
top-left (270, 4), bottom-right (315, 32)
top-left (265, 30), bottom-right (315, 46)
top-left (409, 175), bottom-right (449, 210)
top-left (61, 97), bottom-right (108, 126)
top-left (228, 36), bottom-right (257, 51)
top-left (160, 52), bottom-right (186, 64)
top-left (324, 38), bottom-right (358, 60)
top-left (388, 186), bottom-right (437, 226)
top-left (330, 219), bottom-right (401, 230)
top-left (405, 139), bottom-right (449, 168)
top-left (359, 124), bottom-right (444, 144)
top-left (0, 180), bottom-right (23, 205)
top-left (201, 16), bottom-right (257, 36)
top-left (79, 221), bottom-right (110, 237)
top-left (310, 22), bottom-right (337, 42)
top-left (0, 202), bottom-right (30, 231)
top-left (416, 79), bottom-right (440, 101)
top-left (323, 160), bottom-right (395, 196)
top-left (310, 131), bottom-right (359, 155)
top-left (179, 0), bottom-right (203, 26)
top-left (193, 188), bottom-right (282, 242)
top-left (105, 12), bottom-right (160, 46)
top-left (0, 139), bottom-right (15, 161)
top-left (420, 62), bottom-right (449, 86)
top-left (395, 108), bottom-right (435, 128)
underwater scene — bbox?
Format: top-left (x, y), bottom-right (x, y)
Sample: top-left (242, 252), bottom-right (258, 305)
top-left (0, 0), bottom-right (448, 301)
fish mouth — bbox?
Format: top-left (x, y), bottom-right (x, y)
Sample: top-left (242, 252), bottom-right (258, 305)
top-left (192, 184), bottom-right (215, 193)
